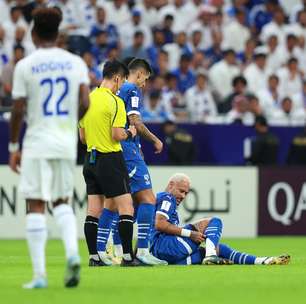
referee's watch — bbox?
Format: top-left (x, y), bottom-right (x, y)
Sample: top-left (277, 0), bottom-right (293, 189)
top-left (8, 142), bottom-right (20, 153)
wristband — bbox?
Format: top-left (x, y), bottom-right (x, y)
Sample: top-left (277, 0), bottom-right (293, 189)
top-left (125, 130), bottom-right (133, 140)
top-left (181, 228), bottom-right (191, 238)
top-left (8, 142), bottom-right (20, 153)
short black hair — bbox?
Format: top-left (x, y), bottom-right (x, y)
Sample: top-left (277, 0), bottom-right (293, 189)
top-left (32, 8), bottom-right (62, 41)
top-left (13, 44), bottom-right (25, 53)
top-left (232, 75), bottom-right (247, 87)
top-left (122, 56), bottom-right (135, 67)
top-left (255, 115), bottom-right (268, 126)
top-left (102, 60), bottom-right (129, 79)
top-left (128, 58), bottom-right (153, 75)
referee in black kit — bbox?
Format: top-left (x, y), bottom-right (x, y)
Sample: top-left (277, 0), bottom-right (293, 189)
top-left (79, 60), bottom-right (141, 266)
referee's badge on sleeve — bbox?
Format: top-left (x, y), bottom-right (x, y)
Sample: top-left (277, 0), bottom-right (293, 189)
top-left (131, 96), bottom-right (139, 107)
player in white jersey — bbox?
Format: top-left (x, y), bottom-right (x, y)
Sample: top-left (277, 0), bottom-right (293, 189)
top-left (8, 8), bottom-right (90, 289)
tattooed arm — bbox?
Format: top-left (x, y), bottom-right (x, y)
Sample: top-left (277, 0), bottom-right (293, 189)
top-left (128, 113), bottom-right (163, 154)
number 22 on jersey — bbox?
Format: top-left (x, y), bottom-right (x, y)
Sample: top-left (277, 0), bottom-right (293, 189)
top-left (40, 76), bottom-right (69, 116)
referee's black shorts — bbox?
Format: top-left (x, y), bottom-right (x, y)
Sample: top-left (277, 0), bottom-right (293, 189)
top-left (83, 151), bottom-right (131, 198)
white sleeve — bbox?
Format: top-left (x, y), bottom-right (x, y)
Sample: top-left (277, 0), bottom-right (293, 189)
top-left (12, 61), bottom-right (27, 99)
top-left (78, 58), bottom-right (90, 85)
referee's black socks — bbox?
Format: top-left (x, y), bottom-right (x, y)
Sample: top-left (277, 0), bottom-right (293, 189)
top-left (84, 215), bottom-right (99, 259)
top-left (118, 215), bottom-right (134, 261)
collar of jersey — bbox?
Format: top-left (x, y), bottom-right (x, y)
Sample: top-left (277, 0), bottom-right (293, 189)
top-left (98, 87), bottom-right (113, 94)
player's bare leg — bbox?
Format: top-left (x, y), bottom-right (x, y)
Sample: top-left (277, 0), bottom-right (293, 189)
top-left (23, 200), bottom-right (48, 289)
top-left (53, 199), bottom-right (80, 288)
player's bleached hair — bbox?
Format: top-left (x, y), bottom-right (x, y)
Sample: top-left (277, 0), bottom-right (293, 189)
top-left (168, 173), bottom-right (191, 185)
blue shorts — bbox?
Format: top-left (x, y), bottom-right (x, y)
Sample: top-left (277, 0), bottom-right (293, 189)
top-left (125, 159), bottom-right (152, 194)
top-left (150, 224), bottom-right (204, 265)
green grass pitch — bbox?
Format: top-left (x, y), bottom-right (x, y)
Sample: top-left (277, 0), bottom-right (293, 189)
top-left (0, 237), bottom-right (305, 304)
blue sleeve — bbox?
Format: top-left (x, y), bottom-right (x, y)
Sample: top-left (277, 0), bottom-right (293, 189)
top-left (155, 194), bottom-right (176, 220)
top-left (118, 84), bottom-right (144, 116)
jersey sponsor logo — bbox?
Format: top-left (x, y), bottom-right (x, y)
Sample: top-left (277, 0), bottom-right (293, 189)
top-left (131, 96), bottom-right (139, 108)
top-left (161, 200), bottom-right (171, 212)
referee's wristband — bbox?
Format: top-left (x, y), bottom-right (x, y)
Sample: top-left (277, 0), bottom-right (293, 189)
top-left (181, 229), bottom-right (191, 238)
top-left (8, 142), bottom-right (20, 153)
top-left (125, 130), bottom-right (133, 140)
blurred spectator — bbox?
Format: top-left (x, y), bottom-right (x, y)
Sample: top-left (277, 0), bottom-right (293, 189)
top-left (209, 49), bottom-right (240, 103)
top-left (222, 75), bottom-right (248, 114)
top-left (258, 74), bottom-right (283, 118)
top-left (189, 4), bottom-right (217, 50)
top-left (266, 35), bottom-right (283, 72)
top-left (260, 7), bottom-right (287, 45)
top-left (163, 31), bottom-right (192, 70)
top-left (162, 120), bottom-right (195, 165)
top-left (249, 0), bottom-right (279, 34)
top-left (82, 51), bottom-right (102, 89)
top-left (154, 49), bottom-right (169, 76)
top-left (160, 73), bottom-right (185, 121)
top-left (146, 28), bottom-right (165, 73)
top-left (244, 115), bottom-right (279, 165)
top-left (120, 31), bottom-right (148, 60)
top-left (191, 50), bottom-right (210, 72)
top-left (269, 96), bottom-right (306, 126)
top-left (188, 29), bottom-right (204, 53)
top-left (183, 0), bottom-right (203, 28)
top-left (277, 57), bottom-right (303, 97)
top-left (53, 0), bottom-right (90, 55)
top-left (292, 79), bottom-right (306, 112)
top-left (0, 0), bottom-right (10, 23)
top-left (0, 26), bottom-right (10, 75)
top-left (247, 94), bottom-right (264, 121)
top-left (222, 9), bottom-right (250, 53)
top-left (18, 0), bottom-right (48, 23)
top-left (244, 47), bottom-right (271, 94)
top-left (237, 38), bottom-right (256, 68)
top-left (204, 30), bottom-right (224, 67)
top-left (290, 0), bottom-right (306, 23)
top-left (104, 0), bottom-right (130, 31)
top-left (90, 30), bottom-right (115, 64)
top-left (120, 8), bottom-right (152, 48)
top-left (90, 6), bottom-right (119, 46)
top-left (135, 0), bottom-right (159, 28)
top-left (287, 125), bottom-right (306, 164)
top-left (225, 94), bottom-right (254, 125)
top-left (56, 31), bottom-right (69, 50)
top-left (142, 90), bottom-right (172, 123)
top-left (185, 70), bottom-right (217, 123)
top-left (159, 14), bottom-right (175, 44)
top-left (79, 0), bottom-right (101, 36)
top-left (171, 54), bottom-right (196, 94)
top-left (2, 6), bottom-right (28, 45)
top-left (159, 0), bottom-right (188, 34)
top-left (277, 33), bottom-right (304, 69)
top-left (1, 45), bottom-right (24, 107)
top-left (10, 26), bottom-right (35, 55)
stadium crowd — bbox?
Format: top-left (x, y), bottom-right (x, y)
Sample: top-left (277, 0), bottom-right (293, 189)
top-left (1, 0), bottom-right (306, 127)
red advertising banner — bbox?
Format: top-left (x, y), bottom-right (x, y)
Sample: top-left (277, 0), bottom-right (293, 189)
top-left (258, 167), bottom-right (306, 235)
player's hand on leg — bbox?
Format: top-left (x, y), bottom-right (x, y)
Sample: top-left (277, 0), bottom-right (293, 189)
top-left (9, 151), bottom-right (21, 173)
top-left (128, 125), bottom-right (137, 138)
top-left (154, 138), bottom-right (163, 154)
top-left (190, 231), bottom-right (204, 243)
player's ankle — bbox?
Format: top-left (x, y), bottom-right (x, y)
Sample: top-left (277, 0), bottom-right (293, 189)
top-left (137, 248), bottom-right (149, 256)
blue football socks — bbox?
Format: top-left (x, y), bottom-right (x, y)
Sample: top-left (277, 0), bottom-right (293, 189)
top-left (219, 244), bottom-right (256, 264)
top-left (97, 208), bottom-right (116, 253)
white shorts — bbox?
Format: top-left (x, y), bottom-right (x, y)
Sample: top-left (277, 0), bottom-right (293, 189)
top-left (19, 158), bottom-right (75, 202)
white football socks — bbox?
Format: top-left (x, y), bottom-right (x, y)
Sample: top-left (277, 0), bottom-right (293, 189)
top-left (53, 204), bottom-right (79, 259)
top-left (205, 238), bottom-right (217, 257)
top-left (26, 213), bottom-right (47, 279)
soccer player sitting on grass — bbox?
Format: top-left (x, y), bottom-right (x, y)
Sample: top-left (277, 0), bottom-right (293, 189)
top-left (150, 173), bottom-right (290, 266)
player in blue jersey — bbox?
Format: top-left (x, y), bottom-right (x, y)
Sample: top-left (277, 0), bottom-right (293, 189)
top-left (150, 173), bottom-right (290, 266)
top-left (95, 58), bottom-right (167, 266)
